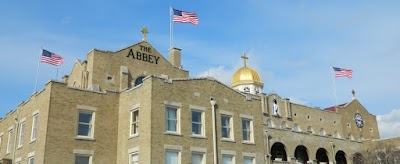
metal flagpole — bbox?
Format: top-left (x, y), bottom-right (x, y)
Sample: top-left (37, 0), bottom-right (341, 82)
top-left (34, 47), bottom-right (42, 93)
top-left (170, 6), bottom-right (173, 48)
top-left (331, 66), bottom-right (338, 106)
top-left (56, 67), bottom-right (59, 80)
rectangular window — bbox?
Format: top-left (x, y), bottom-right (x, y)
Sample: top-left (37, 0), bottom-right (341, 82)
top-left (129, 153), bottom-right (138, 164)
top-left (221, 115), bottom-right (233, 139)
top-left (6, 130), bottom-right (12, 153)
top-left (75, 155), bottom-right (92, 164)
top-left (31, 114), bottom-right (38, 141)
top-left (130, 110), bottom-right (139, 136)
top-left (165, 107), bottom-right (179, 133)
top-left (28, 157), bottom-right (34, 164)
top-left (242, 119), bottom-right (253, 142)
top-left (244, 157), bottom-right (254, 164)
top-left (191, 152), bottom-right (205, 164)
top-left (165, 150), bottom-right (180, 164)
top-left (77, 111), bottom-right (94, 138)
top-left (191, 111), bottom-right (203, 136)
top-left (18, 122), bottom-right (25, 147)
top-left (222, 155), bottom-right (234, 164)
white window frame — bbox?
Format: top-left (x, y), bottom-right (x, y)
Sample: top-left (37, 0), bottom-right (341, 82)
top-left (75, 154), bottom-right (92, 164)
top-left (130, 109), bottom-right (139, 137)
top-left (6, 127), bottom-right (13, 154)
top-left (165, 106), bottom-right (181, 134)
top-left (190, 147), bottom-right (207, 164)
top-left (74, 149), bottom-right (94, 164)
top-left (129, 152), bottom-right (139, 164)
top-left (28, 156), bottom-right (34, 164)
top-left (0, 132), bottom-right (4, 148)
top-left (222, 150), bottom-right (236, 164)
top-left (76, 106), bottom-right (96, 140)
top-left (240, 114), bottom-right (254, 143)
top-left (244, 156), bottom-right (255, 164)
top-left (190, 105), bottom-right (205, 137)
top-left (18, 121), bottom-right (26, 148)
top-left (164, 144), bottom-right (182, 164)
top-left (128, 146), bottom-right (139, 164)
top-left (243, 152), bottom-right (256, 164)
top-left (31, 112), bottom-right (39, 142)
top-left (220, 110), bottom-right (234, 141)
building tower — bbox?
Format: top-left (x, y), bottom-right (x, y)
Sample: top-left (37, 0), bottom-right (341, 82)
top-left (231, 53), bottom-right (264, 94)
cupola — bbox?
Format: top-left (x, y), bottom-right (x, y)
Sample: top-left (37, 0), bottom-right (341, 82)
top-left (231, 54), bottom-right (264, 94)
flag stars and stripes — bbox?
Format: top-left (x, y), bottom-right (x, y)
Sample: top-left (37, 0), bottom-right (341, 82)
top-left (41, 49), bottom-right (64, 66)
top-left (333, 67), bottom-right (353, 79)
top-left (173, 8), bottom-right (199, 25)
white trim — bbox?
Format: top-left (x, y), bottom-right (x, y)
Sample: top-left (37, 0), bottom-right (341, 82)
top-left (8, 125), bottom-right (13, 131)
top-left (128, 146), bottom-right (139, 154)
top-left (77, 105), bottom-right (97, 112)
top-left (189, 105), bottom-right (206, 111)
top-left (32, 110), bottom-right (39, 116)
top-left (190, 147), bottom-right (207, 153)
top-left (242, 152), bottom-right (257, 158)
top-left (220, 110), bottom-right (233, 116)
top-left (165, 106), bottom-right (181, 134)
top-left (130, 103), bottom-right (140, 111)
top-left (73, 149), bottom-right (94, 155)
top-left (164, 100), bottom-right (182, 107)
top-left (77, 110), bottom-right (95, 139)
top-left (15, 157), bottom-right (21, 162)
top-left (164, 144), bottom-right (182, 151)
top-left (221, 150), bottom-right (236, 156)
top-left (19, 117), bottom-right (26, 123)
top-left (191, 109), bottom-right (205, 137)
top-left (30, 114), bottom-right (39, 142)
top-left (28, 151), bottom-right (35, 157)
top-left (18, 122), bottom-right (26, 148)
top-left (240, 114), bottom-right (253, 120)
top-left (130, 109), bottom-right (140, 138)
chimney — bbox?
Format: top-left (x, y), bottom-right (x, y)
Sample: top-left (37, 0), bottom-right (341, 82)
top-left (169, 47), bottom-right (182, 68)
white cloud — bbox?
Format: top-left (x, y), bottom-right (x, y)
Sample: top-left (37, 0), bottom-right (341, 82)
top-left (377, 109), bottom-right (400, 139)
top-left (196, 66), bottom-right (235, 85)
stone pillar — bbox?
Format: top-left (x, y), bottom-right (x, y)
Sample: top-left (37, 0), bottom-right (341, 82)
top-left (120, 66), bottom-right (129, 90)
top-left (284, 98), bottom-right (292, 119)
top-left (169, 47), bottom-right (182, 68)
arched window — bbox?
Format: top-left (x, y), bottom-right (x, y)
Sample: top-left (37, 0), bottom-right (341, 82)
top-left (306, 126), bottom-right (313, 134)
top-left (292, 124), bottom-right (301, 132)
top-left (134, 76), bottom-right (145, 86)
top-left (319, 128), bottom-right (326, 136)
top-left (280, 121), bottom-right (287, 130)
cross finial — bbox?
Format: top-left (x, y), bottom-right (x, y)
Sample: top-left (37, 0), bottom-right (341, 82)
top-left (241, 53), bottom-right (248, 67)
top-left (141, 27), bottom-right (148, 41)
top-left (352, 89), bottom-right (356, 100)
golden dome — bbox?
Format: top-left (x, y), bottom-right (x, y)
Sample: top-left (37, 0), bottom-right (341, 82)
top-left (231, 54), bottom-right (263, 87)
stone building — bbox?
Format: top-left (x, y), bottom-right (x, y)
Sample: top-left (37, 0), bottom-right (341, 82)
top-left (0, 28), bottom-right (398, 164)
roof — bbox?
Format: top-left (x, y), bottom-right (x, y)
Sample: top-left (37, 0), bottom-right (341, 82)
top-left (324, 103), bottom-right (347, 112)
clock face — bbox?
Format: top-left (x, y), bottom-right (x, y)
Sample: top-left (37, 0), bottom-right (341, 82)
top-left (243, 87), bottom-right (250, 93)
top-left (354, 113), bottom-right (364, 128)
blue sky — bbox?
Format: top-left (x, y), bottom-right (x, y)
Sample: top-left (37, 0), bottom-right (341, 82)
top-left (1, 1), bottom-right (399, 139)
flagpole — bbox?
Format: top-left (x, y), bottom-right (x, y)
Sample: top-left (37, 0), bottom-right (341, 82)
top-left (34, 47), bottom-right (42, 93)
top-left (56, 67), bottom-right (59, 80)
top-left (170, 6), bottom-right (173, 48)
top-left (331, 65), bottom-right (338, 106)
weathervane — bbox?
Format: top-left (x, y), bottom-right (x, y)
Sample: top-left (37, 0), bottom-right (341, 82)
top-left (141, 27), bottom-right (148, 41)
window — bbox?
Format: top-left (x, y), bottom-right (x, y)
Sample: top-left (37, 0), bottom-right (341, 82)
top-left (280, 121), bottom-right (287, 130)
top-left (165, 150), bottom-right (180, 164)
top-left (77, 111), bottom-right (94, 138)
top-left (222, 154), bottom-right (234, 164)
top-left (28, 157), bottom-right (34, 164)
top-left (134, 76), bottom-right (145, 86)
top-left (244, 157), bottom-right (254, 164)
top-left (292, 124), bottom-right (301, 132)
top-left (130, 110), bottom-right (139, 136)
top-left (192, 110), bottom-right (204, 136)
top-left (18, 122), bottom-right (25, 147)
top-left (31, 114), bottom-right (38, 141)
top-left (191, 152), bottom-right (205, 164)
top-left (242, 119), bottom-right (253, 142)
top-left (129, 153), bottom-right (138, 164)
top-left (221, 115), bottom-right (233, 139)
top-left (165, 107), bottom-right (179, 133)
top-left (75, 154), bottom-right (92, 164)
top-left (6, 129), bottom-right (12, 153)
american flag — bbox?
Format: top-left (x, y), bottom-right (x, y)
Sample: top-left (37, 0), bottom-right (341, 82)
top-left (333, 67), bottom-right (353, 79)
top-left (173, 8), bottom-right (199, 25)
top-left (41, 49), bottom-right (64, 66)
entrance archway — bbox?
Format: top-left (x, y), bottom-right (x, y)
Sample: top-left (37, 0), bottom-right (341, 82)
top-left (352, 153), bottom-right (363, 164)
top-left (294, 145), bottom-right (309, 164)
top-left (316, 148), bottom-right (329, 163)
top-left (335, 150), bottom-right (347, 164)
top-left (271, 142), bottom-right (287, 161)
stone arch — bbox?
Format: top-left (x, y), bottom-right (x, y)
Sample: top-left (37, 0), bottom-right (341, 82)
top-left (265, 119), bottom-right (274, 128)
top-left (307, 126), bottom-right (313, 134)
top-left (271, 142), bottom-right (287, 162)
top-left (316, 148), bottom-right (329, 163)
top-left (335, 150), bottom-right (347, 164)
top-left (333, 130), bottom-right (341, 139)
top-left (280, 121), bottom-right (287, 130)
top-left (292, 123), bottom-right (301, 132)
top-left (294, 145), bottom-right (309, 164)
top-left (134, 76), bottom-right (145, 86)
top-left (352, 152), bottom-right (363, 164)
